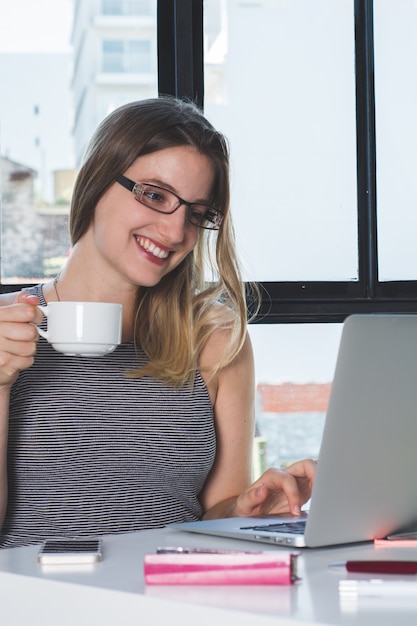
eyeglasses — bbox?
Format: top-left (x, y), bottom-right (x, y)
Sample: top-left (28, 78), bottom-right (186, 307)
top-left (116, 175), bottom-right (224, 230)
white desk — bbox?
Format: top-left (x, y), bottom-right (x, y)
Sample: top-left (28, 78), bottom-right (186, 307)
top-left (1, 526), bottom-right (417, 626)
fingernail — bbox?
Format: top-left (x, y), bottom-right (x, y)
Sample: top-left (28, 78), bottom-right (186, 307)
top-left (255, 483), bottom-right (265, 497)
top-left (292, 505), bottom-right (301, 515)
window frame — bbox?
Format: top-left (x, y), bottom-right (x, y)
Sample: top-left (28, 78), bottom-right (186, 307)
top-left (157, 0), bottom-right (417, 324)
top-left (2, 0), bottom-right (417, 322)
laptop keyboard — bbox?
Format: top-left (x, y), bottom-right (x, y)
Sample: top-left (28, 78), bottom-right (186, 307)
top-left (240, 520), bottom-right (307, 535)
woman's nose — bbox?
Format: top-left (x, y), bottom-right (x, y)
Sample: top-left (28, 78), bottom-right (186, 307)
top-left (157, 204), bottom-right (189, 243)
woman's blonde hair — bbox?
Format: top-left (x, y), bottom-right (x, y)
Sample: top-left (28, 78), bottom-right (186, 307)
top-left (70, 97), bottom-right (258, 385)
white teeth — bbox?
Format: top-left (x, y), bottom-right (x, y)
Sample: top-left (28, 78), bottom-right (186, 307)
top-left (137, 236), bottom-right (169, 259)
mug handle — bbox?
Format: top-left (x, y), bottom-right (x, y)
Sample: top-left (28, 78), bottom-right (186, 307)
top-left (36, 305), bottom-right (49, 341)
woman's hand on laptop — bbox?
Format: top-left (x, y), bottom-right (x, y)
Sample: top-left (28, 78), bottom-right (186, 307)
top-left (233, 460), bottom-right (317, 517)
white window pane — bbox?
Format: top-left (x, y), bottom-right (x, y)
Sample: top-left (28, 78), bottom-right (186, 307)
top-left (102, 40), bottom-right (151, 73)
top-left (374, 0), bottom-right (417, 281)
top-left (102, 0), bottom-right (153, 15)
top-left (204, 0), bottom-right (358, 282)
top-left (0, 0), bottom-right (157, 283)
top-left (0, 1), bottom-right (74, 282)
top-left (250, 323), bottom-right (342, 468)
top-left (103, 40), bottom-right (125, 72)
top-left (128, 40), bottom-right (152, 72)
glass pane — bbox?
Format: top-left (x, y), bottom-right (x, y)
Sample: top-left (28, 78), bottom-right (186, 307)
top-left (128, 40), bottom-right (152, 73)
top-left (0, 0), bottom-right (157, 284)
top-left (204, 0), bottom-right (358, 282)
top-left (102, 40), bottom-right (151, 73)
top-left (103, 40), bottom-right (125, 72)
top-left (102, 0), bottom-right (153, 15)
top-left (250, 323), bottom-right (342, 470)
top-left (374, 0), bottom-right (417, 281)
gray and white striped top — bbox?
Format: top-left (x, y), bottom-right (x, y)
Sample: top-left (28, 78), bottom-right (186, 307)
top-left (0, 285), bottom-right (215, 548)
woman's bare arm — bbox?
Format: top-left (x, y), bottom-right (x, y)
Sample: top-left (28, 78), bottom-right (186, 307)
top-left (199, 330), bottom-right (316, 520)
top-left (199, 331), bottom-right (256, 515)
top-left (0, 292), bottom-right (42, 527)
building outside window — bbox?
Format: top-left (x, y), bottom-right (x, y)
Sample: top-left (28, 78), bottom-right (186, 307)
top-left (102, 39), bottom-right (151, 73)
top-left (102, 0), bottom-right (153, 15)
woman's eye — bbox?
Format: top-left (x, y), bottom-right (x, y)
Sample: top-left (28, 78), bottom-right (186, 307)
top-left (190, 208), bottom-right (205, 223)
top-left (144, 190), bottom-right (165, 203)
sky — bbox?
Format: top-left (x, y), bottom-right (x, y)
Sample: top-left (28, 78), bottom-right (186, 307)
top-left (0, 0), bottom-right (73, 53)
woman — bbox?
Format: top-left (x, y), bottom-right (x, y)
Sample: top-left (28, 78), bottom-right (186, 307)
top-left (0, 97), bottom-right (315, 547)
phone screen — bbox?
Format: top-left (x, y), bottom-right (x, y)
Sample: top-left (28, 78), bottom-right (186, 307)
top-left (37, 538), bottom-right (103, 565)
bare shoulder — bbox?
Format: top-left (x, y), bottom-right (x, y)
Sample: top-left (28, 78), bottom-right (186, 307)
top-left (199, 326), bottom-right (253, 369)
top-left (199, 328), bottom-right (254, 403)
top-left (0, 291), bottom-right (19, 307)
top-left (199, 327), bottom-right (231, 369)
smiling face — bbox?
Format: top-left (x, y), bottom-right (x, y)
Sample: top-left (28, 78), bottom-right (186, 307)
top-left (82, 145), bottom-right (215, 289)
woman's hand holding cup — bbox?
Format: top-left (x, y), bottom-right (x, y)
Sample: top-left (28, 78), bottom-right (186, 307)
top-left (0, 292), bottom-right (42, 390)
top-left (0, 292), bottom-right (124, 390)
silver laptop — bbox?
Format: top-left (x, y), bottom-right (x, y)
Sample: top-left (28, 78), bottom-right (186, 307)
top-left (175, 315), bottom-right (417, 548)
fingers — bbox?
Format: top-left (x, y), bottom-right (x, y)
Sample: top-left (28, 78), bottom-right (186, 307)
top-left (270, 460), bottom-right (317, 513)
top-left (285, 459), bottom-right (317, 489)
top-left (14, 291), bottom-right (39, 305)
top-left (13, 291), bottom-right (43, 323)
top-left (233, 481), bottom-right (270, 517)
top-left (256, 467), bottom-right (304, 516)
top-left (0, 292), bottom-right (41, 388)
top-left (234, 460), bottom-right (317, 518)
top-left (234, 469), bottom-right (300, 517)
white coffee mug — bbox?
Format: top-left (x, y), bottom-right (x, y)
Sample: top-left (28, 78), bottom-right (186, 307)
top-left (37, 301), bottom-right (123, 357)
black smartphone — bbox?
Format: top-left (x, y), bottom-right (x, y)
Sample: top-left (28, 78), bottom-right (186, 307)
top-left (37, 538), bottom-right (103, 565)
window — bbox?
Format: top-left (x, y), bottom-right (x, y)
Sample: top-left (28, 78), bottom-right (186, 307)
top-left (102, 39), bottom-right (152, 73)
top-left (373, 0), bottom-right (417, 281)
top-left (0, 0), bottom-right (157, 284)
top-left (102, 0), bottom-right (153, 15)
top-left (204, 0), bottom-right (357, 283)
top-left (0, 1), bottom-right (74, 283)
top-left (248, 322), bottom-right (341, 468)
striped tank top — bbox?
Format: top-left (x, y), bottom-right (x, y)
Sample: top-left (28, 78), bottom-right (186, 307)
top-left (0, 285), bottom-right (216, 548)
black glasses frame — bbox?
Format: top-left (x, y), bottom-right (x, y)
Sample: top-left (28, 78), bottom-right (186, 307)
top-left (116, 175), bottom-right (224, 230)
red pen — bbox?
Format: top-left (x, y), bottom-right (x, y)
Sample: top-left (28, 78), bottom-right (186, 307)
top-left (330, 560), bottom-right (417, 574)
